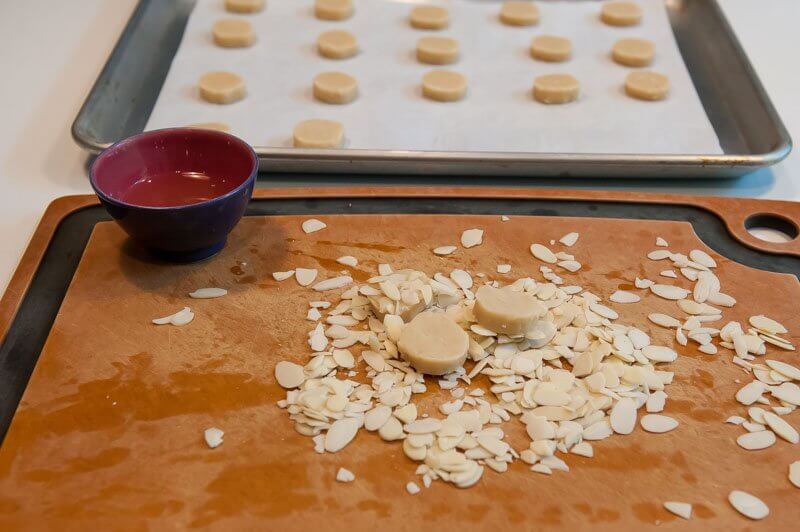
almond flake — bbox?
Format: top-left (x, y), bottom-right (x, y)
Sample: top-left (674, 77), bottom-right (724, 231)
top-left (790, 461), bottom-right (800, 489)
top-left (152, 307), bottom-right (194, 326)
top-left (646, 391), bottom-right (667, 413)
top-left (313, 276), bottom-right (353, 291)
top-left (663, 501), bottom-right (692, 520)
top-left (325, 418), bottom-right (360, 452)
top-left (204, 427), bottom-right (224, 449)
top-left (635, 277), bottom-right (655, 289)
top-left (640, 414), bottom-right (678, 433)
top-left (558, 260), bottom-right (581, 272)
top-left (501, 215), bottom-right (510, 222)
top-left (461, 229), bottom-right (484, 248)
top-left (406, 482), bottom-right (420, 495)
top-left (641, 346), bottom-right (677, 363)
top-left (764, 359), bottom-right (799, 380)
top-left (559, 232), bottom-right (579, 247)
top-left (610, 398), bottom-right (637, 434)
top-left (570, 442), bottom-right (593, 457)
top-left (762, 412), bottom-right (799, 443)
top-left (610, 291), bottom-right (640, 304)
top-left (726, 416), bottom-right (746, 425)
top-left (650, 284), bottom-right (690, 301)
top-left (530, 244), bottom-right (557, 264)
top-left (336, 467), bottom-right (355, 482)
top-left (302, 219), bottom-right (327, 234)
top-left (749, 315), bottom-right (788, 335)
top-left (660, 270), bottom-right (677, 279)
top-left (296, 268), bottom-right (318, 286)
top-left (275, 361), bottom-right (305, 389)
top-left (728, 490), bottom-right (769, 520)
top-left (337, 256), bottom-right (358, 267)
top-left (736, 430), bottom-right (776, 450)
top-left (707, 292), bottom-right (736, 307)
top-left (655, 237), bottom-right (669, 247)
top-left (433, 246), bottom-right (457, 256)
top-left (689, 249), bottom-right (716, 268)
top-left (497, 264), bottom-right (511, 274)
top-left (648, 313), bottom-right (681, 329)
top-left (647, 250), bottom-right (672, 261)
top-left (189, 287), bottom-right (227, 299)
top-left (735, 381), bottom-right (765, 405)
top-left (272, 270), bottom-right (295, 281)
top-left (771, 382), bottom-right (800, 406)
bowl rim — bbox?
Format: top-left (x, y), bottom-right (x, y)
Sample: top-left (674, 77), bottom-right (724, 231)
top-left (89, 127), bottom-right (258, 211)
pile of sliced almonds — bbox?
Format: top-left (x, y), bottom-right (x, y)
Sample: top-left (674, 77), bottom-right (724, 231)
top-left (270, 222), bottom-right (798, 520)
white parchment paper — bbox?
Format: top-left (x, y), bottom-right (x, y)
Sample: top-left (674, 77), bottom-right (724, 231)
top-left (145, 0), bottom-right (723, 154)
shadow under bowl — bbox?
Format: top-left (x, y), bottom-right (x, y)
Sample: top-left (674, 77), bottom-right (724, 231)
top-left (90, 127), bottom-right (258, 262)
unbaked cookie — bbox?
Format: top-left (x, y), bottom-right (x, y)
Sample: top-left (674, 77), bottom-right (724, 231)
top-left (530, 35), bottom-right (572, 62)
top-left (198, 71), bottom-right (246, 104)
top-left (317, 30), bottom-right (358, 59)
top-left (533, 74), bottom-right (579, 104)
top-left (293, 119), bottom-right (344, 148)
top-left (416, 36), bottom-right (459, 65)
top-left (225, 0), bottom-right (265, 14)
top-left (212, 18), bottom-right (255, 48)
top-left (188, 122), bottom-right (231, 133)
top-left (313, 72), bottom-right (358, 104)
top-left (601, 2), bottom-right (642, 26)
top-left (612, 38), bottom-right (655, 67)
top-left (315, 0), bottom-right (354, 21)
top-left (625, 71), bottom-right (669, 100)
top-left (422, 70), bottom-right (466, 102)
top-left (410, 6), bottom-right (449, 30)
top-left (398, 312), bottom-right (469, 375)
top-left (500, 1), bottom-right (539, 26)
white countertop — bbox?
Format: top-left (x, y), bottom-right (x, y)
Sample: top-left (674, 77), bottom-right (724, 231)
top-left (0, 0), bottom-right (797, 292)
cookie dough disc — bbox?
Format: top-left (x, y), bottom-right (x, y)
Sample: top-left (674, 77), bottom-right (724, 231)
top-left (198, 71), bottom-right (246, 104)
top-left (422, 70), bottom-right (466, 102)
top-left (317, 30), bottom-right (359, 59)
top-left (416, 36), bottom-right (459, 65)
top-left (410, 6), bottom-right (449, 30)
top-left (315, 0), bottom-right (354, 21)
top-left (500, 1), bottom-right (540, 26)
top-left (398, 312), bottom-right (469, 375)
top-left (601, 1), bottom-right (642, 26)
top-left (212, 18), bottom-right (255, 48)
top-left (313, 72), bottom-right (358, 104)
top-left (533, 74), bottom-right (579, 104)
top-left (474, 285), bottom-right (547, 336)
top-left (188, 122), bottom-right (231, 133)
top-left (530, 35), bottom-right (572, 62)
top-left (225, 0), bottom-right (265, 14)
top-left (293, 119), bottom-right (344, 148)
top-left (625, 71), bottom-right (669, 100)
top-left (612, 38), bottom-right (655, 67)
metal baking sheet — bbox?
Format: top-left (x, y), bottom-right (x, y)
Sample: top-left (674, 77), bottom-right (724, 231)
top-left (72, 0), bottom-right (791, 177)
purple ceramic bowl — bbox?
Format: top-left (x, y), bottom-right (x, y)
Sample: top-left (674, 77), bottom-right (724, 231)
top-left (90, 128), bottom-right (257, 262)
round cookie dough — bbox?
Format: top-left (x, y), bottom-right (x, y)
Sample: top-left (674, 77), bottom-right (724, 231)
top-left (422, 70), bottom-right (466, 102)
top-left (313, 72), bottom-right (358, 104)
top-left (198, 71), bottom-right (246, 104)
top-left (474, 285), bottom-right (547, 336)
top-left (188, 122), bottom-right (231, 133)
top-left (317, 30), bottom-right (358, 59)
top-left (315, 0), bottom-right (353, 21)
top-left (533, 74), bottom-right (579, 104)
top-left (293, 119), bottom-right (344, 148)
top-left (398, 312), bottom-right (469, 375)
top-left (416, 36), bottom-right (459, 65)
top-left (225, 0), bottom-right (265, 14)
top-left (625, 71), bottom-right (669, 100)
top-left (530, 35), bottom-right (572, 62)
top-left (212, 18), bottom-right (255, 48)
top-left (410, 5), bottom-right (449, 30)
top-left (500, 1), bottom-right (540, 26)
top-left (612, 38), bottom-right (655, 67)
top-left (601, 1), bottom-right (642, 26)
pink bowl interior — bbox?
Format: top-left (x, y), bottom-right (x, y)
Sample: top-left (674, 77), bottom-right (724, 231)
top-left (92, 128), bottom-right (255, 208)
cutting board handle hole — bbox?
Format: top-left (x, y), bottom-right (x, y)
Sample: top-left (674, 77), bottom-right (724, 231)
top-left (745, 213), bottom-right (798, 243)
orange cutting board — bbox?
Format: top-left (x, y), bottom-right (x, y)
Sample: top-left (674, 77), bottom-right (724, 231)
top-left (0, 188), bottom-right (798, 530)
